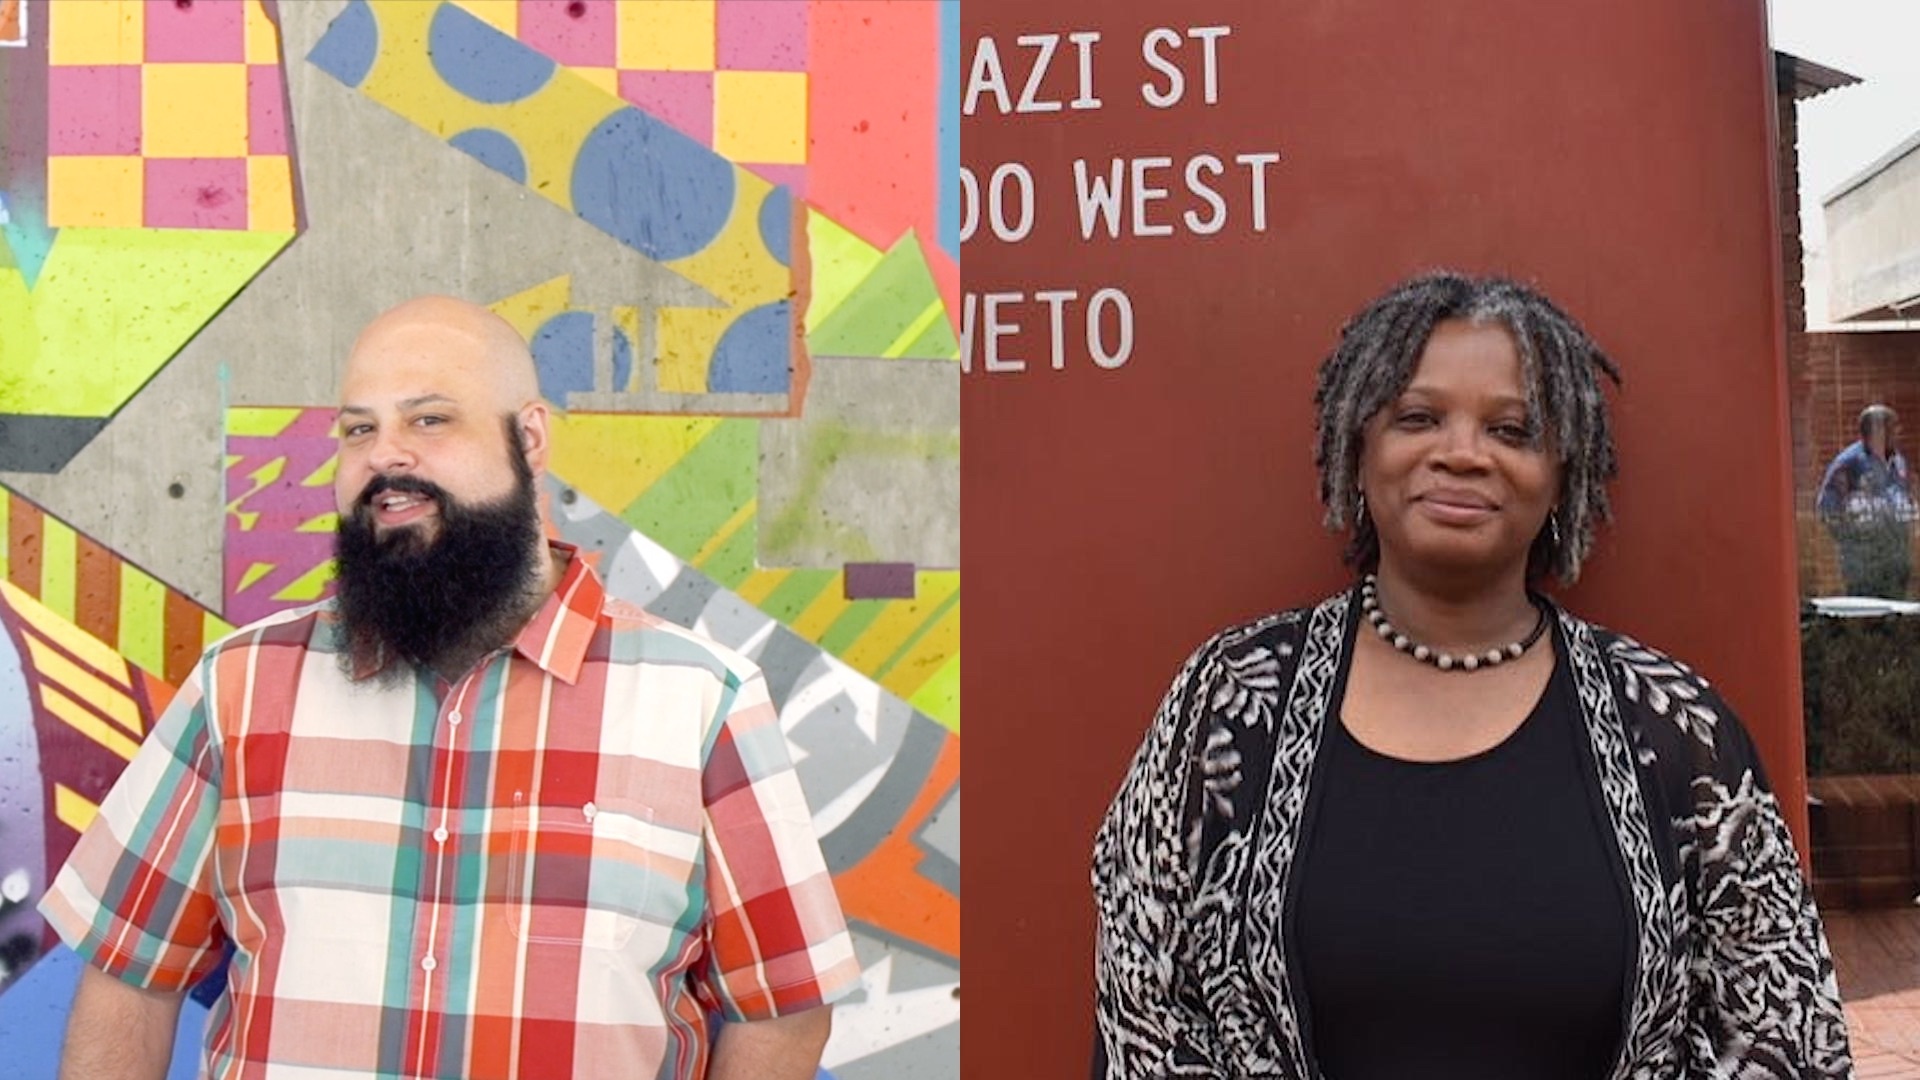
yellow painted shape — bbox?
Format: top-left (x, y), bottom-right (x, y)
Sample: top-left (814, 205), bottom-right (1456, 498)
top-left (489, 275), bottom-right (575, 342)
top-left (659, 166), bottom-right (787, 308)
top-left (301, 455), bottom-right (337, 487)
top-left (618, 0), bottom-right (715, 70)
top-left (691, 499), bottom-right (757, 569)
top-left (714, 71), bottom-right (808, 165)
top-left (789, 581), bottom-right (854, 642)
top-left (1, 227), bottom-right (295, 417)
top-left (576, 67), bottom-right (619, 97)
top-left (546, 413), bottom-right (723, 513)
top-left (655, 307), bottom-right (736, 393)
top-left (144, 64), bottom-right (250, 159)
top-left (841, 574), bottom-right (960, 675)
top-left (882, 604), bottom-right (960, 702)
top-left (272, 560), bottom-right (336, 603)
top-left (297, 512), bottom-right (339, 533)
top-left (56, 783), bottom-right (101, 834)
top-left (245, 0), bottom-right (280, 64)
top-left (203, 610), bottom-right (236, 647)
top-left (116, 567), bottom-right (166, 678)
top-left (39, 514), bottom-right (76, 622)
top-left (734, 569), bottom-right (789, 608)
top-left (236, 562), bottom-right (275, 594)
top-left (46, 155), bottom-right (143, 229)
top-left (906, 653), bottom-right (959, 733)
top-left (884, 298), bottom-right (948, 359)
top-left (804, 211), bottom-right (886, 333)
top-left (228, 407), bottom-right (305, 439)
top-left (450, 0), bottom-right (518, 36)
top-left (42, 683), bottom-right (141, 762)
top-left (49, 0), bottom-right (143, 65)
top-left (27, 630), bottom-right (140, 733)
top-left (247, 155), bottom-right (297, 231)
top-left (3, 580), bottom-right (129, 688)
top-left (355, 3), bottom-right (620, 217)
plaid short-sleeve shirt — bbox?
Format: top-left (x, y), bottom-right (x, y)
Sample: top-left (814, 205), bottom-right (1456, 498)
top-left (41, 542), bottom-right (860, 1079)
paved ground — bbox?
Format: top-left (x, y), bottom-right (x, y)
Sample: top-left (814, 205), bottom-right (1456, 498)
top-left (1828, 905), bottom-right (1920, 1078)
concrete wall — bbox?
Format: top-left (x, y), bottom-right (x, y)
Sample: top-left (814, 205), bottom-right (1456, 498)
top-left (1825, 130), bottom-right (1920, 321)
top-left (0, 2), bottom-right (959, 1077)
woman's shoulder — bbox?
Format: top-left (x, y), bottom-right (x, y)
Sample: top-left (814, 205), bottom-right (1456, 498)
top-left (1170, 596), bottom-right (1340, 688)
top-left (1557, 609), bottom-right (1760, 777)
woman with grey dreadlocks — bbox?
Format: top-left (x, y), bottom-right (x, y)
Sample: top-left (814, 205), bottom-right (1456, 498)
top-left (1091, 271), bottom-right (1851, 1079)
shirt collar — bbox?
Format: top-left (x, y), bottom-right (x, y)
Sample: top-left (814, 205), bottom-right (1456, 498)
top-left (347, 539), bottom-right (603, 685)
top-left (507, 540), bottom-right (602, 684)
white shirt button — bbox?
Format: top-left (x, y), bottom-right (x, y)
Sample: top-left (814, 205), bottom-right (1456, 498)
top-left (432, 826), bottom-right (448, 843)
top-left (421, 956), bottom-right (437, 972)
top-left (449, 710), bottom-right (462, 726)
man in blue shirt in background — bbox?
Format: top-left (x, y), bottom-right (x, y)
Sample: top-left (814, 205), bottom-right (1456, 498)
top-left (1818, 403), bottom-right (1917, 598)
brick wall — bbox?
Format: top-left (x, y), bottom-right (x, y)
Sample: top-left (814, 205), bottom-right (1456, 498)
top-left (1793, 330), bottom-right (1920, 596)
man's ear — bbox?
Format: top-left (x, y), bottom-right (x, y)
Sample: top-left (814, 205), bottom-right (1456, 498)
top-left (517, 401), bottom-right (551, 475)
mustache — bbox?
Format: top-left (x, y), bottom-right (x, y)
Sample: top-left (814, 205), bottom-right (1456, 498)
top-left (355, 473), bottom-right (451, 512)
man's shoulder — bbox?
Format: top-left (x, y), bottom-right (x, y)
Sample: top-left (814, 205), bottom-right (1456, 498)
top-left (596, 597), bottom-right (760, 684)
top-left (199, 600), bottom-right (336, 662)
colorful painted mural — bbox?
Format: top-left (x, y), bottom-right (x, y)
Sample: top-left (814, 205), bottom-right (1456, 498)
top-left (0, 2), bottom-right (958, 1077)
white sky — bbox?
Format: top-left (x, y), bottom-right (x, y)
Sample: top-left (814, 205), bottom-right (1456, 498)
top-left (1769, 0), bottom-right (1920, 327)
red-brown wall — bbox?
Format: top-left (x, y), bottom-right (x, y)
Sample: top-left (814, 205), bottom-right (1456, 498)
top-left (962, 1), bottom-right (1800, 1076)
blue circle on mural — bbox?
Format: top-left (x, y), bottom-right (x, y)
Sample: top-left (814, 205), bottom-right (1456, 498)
top-left (572, 108), bottom-right (734, 263)
top-left (530, 312), bottom-right (597, 403)
top-left (306, 0), bottom-right (379, 88)
top-left (448, 128), bottom-right (528, 184)
top-left (428, 3), bottom-right (555, 105)
top-left (758, 184), bottom-right (793, 268)
top-left (709, 301), bottom-right (792, 394)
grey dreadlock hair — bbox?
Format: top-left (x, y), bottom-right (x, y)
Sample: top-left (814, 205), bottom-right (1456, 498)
top-left (1313, 271), bottom-right (1622, 584)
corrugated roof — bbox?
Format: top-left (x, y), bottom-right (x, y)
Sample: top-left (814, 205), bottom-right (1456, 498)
top-left (1775, 51), bottom-right (1861, 101)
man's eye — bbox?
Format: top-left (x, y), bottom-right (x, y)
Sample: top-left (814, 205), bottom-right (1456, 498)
top-left (415, 415), bottom-right (445, 427)
top-left (343, 424), bottom-right (372, 438)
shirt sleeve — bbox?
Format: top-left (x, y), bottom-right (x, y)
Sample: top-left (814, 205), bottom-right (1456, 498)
top-left (1090, 639), bottom-right (1229, 1078)
top-left (1814, 447), bottom-right (1853, 519)
top-left (37, 655), bottom-right (227, 992)
top-left (1675, 685), bottom-right (1853, 1077)
top-left (694, 664), bottom-right (861, 1020)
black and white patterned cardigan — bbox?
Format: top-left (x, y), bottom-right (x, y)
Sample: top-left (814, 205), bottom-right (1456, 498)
top-left (1091, 587), bottom-right (1854, 1079)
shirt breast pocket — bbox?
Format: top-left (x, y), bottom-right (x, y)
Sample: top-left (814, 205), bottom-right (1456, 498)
top-left (505, 792), bottom-right (657, 951)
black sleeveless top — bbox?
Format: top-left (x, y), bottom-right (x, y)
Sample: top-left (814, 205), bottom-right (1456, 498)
top-left (1294, 632), bottom-right (1630, 1079)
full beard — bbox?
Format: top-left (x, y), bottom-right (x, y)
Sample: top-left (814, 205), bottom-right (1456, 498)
top-left (333, 433), bottom-right (544, 682)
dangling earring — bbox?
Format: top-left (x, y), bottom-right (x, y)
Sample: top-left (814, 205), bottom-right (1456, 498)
top-left (1355, 490), bottom-right (1368, 526)
top-left (1549, 511), bottom-right (1563, 549)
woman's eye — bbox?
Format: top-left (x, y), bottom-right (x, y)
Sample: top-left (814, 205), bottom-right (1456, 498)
top-left (1394, 411), bottom-right (1434, 428)
top-left (1493, 422), bottom-right (1537, 444)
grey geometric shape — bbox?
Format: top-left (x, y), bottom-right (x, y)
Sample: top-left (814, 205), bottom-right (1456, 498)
top-left (752, 624), bottom-right (823, 708)
top-left (0, 415), bottom-right (109, 474)
top-left (834, 1024), bottom-right (959, 1080)
top-left (816, 713), bottom-right (944, 874)
top-left (642, 571), bottom-right (722, 632)
top-left (0, 352), bottom-right (228, 605)
top-left (914, 788), bottom-right (959, 896)
top-left (759, 356), bottom-right (958, 569)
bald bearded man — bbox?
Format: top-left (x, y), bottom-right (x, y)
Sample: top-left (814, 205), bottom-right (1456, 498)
top-left (41, 298), bottom-right (859, 1080)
